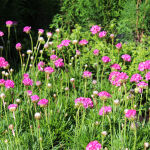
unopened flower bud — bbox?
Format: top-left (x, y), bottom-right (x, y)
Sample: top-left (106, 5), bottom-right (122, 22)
top-left (16, 99), bottom-right (21, 104)
top-left (53, 94), bottom-right (56, 98)
top-left (144, 142), bottom-right (149, 148)
top-left (27, 50), bottom-right (32, 55)
top-left (114, 99), bottom-right (120, 105)
top-left (85, 64), bottom-right (88, 68)
top-left (93, 91), bottom-right (98, 96)
top-left (34, 112), bottom-right (41, 120)
top-left (65, 87), bottom-right (69, 91)
top-left (92, 80), bottom-right (97, 85)
top-left (56, 28), bottom-right (60, 33)
top-left (47, 83), bottom-right (52, 88)
top-left (70, 78), bottom-right (75, 82)
top-left (29, 64), bottom-right (32, 68)
top-left (2, 71), bottom-right (5, 75)
top-left (8, 124), bottom-right (14, 130)
top-left (95, 121), bottom-right (99, 126)
top-left (30, 56), bottom-right (34, 60)
top-left (101, 131), bottom-right (107, 137)
top-left (10, 68), bottom-right (14, 72)
top-left (38, 37), bottom-right (44, 42)
top-left (49, 41), bottom-right (53, 45)
top-left (5, 72), bottom-right (9, 77)
top-left (0, 93), bottom-right (6, 99)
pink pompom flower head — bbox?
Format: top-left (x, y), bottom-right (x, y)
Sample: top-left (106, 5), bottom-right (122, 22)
top-left (138, 60), bottom-right (150, 71)
top-left (145, 72), bottom-right (150, 81)
top-left (6, 20), bottom-right (13, 27)
top-left (50, 55), bottom-right (58, 61)
top-left (99, 31), bottom-right (107, 38)
top-left (86, 140), bottom-right (102, 150)
top-left (22, 78), bottom-right (33, 86)
top-left (98, 91), bottom-right (111, 101)
top-left (38, 99), bottom-right (49, 107)
top-left (90, 25), bottom-right (101, 34)
top-left (38, 29), bottom-right (44, 35)
top-left (54, 58), bottom-right (64, 68)
top-left (16, 43), bottom-right (22, 51)
top-left (115, 43), bottom-right (122, 49)
top-left (75, 97), bottom-right (93, 109)
top-left (0, 79), bottom-right (5, 86)
top-left (110, 64), bottom-right (121, 71)
top-left (38, 61), bottom-right (45, 72)
top-left (102, 56), bottom-right (111, 63)
top-left (44, 67), bottom-right (54, 74)
top-left (121, 54), bottom-right (131, 62)
top-left (8, 104), bottom-right (17, 112)
top-left (125, 109), bottom-right (136, 120)
top-left (76, 50), bottom-right (81, 56)
top-left (27, 90), bottom-right (32, 96)
top-left (130, 74), bottom-right (143, 83)
top-left (0, 31), bottom-right (4, 37)
top-left (61, 40), bottom-right (71, 47)
top-left (83, 71), bottom-right (92, 78)
top-left (93, 49), bottom-right (99, 56)
top-left (137, 81), bottom-right (148, 89)
top-left (99, 106), bottom-right (112, 116)
top-left (5, 80), bottom-right (15, 89)
top-left (79, 39), bottom-right (88, 46)
top-left (23, 26), bottom-right (31, 33)
top-left (31, 95), bottom-right (39, 103)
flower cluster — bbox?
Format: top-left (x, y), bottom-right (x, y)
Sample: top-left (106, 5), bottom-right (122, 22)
top-left (86, 140), bottom-right (102, 150)
top-left (130, 74), bottom-right (143, 83)
top-left (57, 40), bottom-right (71, 49)
top-left (0, 57), bottom-right (9, 69)
top-left (115, 43), bottom-right (122, 49)
top-left (93, 49), bottom-right (99, 56)
top-left (138, 60), bottom-right (150, 71)
top-left (98, 91), bottom-right (111, 100)
top-left (79, 39), bottom-right (88, 45)
top-left (0, 79), bottom-right (5, 86)
top-left (16, 43), bottom-right (22, 51)
top-left (0, 31), bottom-right (4, 37)
top-left (54, 58), bottom-right (64, 68)
top-left (31, 95), bottom-right (39, 103)
top-left (110, 64), bottom-right (121, 71)
top-left (22, 73), bottom-right (33, 86)
top-left (50, 55), bottom-right (58, 61)
top-left (125, 109), bottom-right (136, 119)
top-left (90, 25), bottom-right (101, 34)
top-left (8, 104), bottom-right (17, 112)
top-left (99, 31), bottom-right (107, 38)
top-left (145, 72), bottom-right (150, 80)
top-left (109, 71), bottom-right (129, 86)
top-left (5, 80), bottom-right (15, 89)
top-left (121, 54), bottom-right (131, 62)
top-left (75, 97), bottom-right (93, 109)
top-left (101, 56), bottom-right (111, 63)
top-left (44, 66), bottom-right (54, 74)
top-left (38, 99), bottom-right (49, 107)
top-left (137, 81), bottom-right (148, 89)
top-left (83, 71), bottom-right (92, 78)
top-left (23, 26), bottom-right (31, 33)
top-left (38, 61), bottom-right (45, 72)
top-left (99, 106), bottom-right (112, 116)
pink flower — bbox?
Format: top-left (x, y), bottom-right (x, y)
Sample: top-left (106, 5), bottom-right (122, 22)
top-left (36, 81), bottom-right (42, 86)
top-left (138, 61), bottom-right (150, 71)
top-left (102, 56), bottom-right (111, 63)
top-left (93, 49), bottom-right (99, 56)
top-left (2, 61), bottom-right (9, 69)
top-left (38, 29), bottom-right (44, 35)
top-left (86, 140), bottom-right (102, 150)
top-left (79, 39), bottom-right (88, 46)
top-left (145, 72), bottom-right (150, 80)
top-left (0, 79), bottom-right (5, 86)
top-left (75, 97), bottom-right (93, 109)
top-left (23, 73), bottom-right (29, 79)
top-left (76, 50), bottom-right (81, 56)
top-left (115, 43), bottom-right (122, 49)
top-left (130, 74), bottom-right (143, 83)
top-left (57, 44), bottom-right (63, 50)
top-left (22, 78), bottom-right (33, 86)
top-left (110, 64), bottom-right (121, 70)
top-left (83, 71), bottom-right (92, 78)
top-left (44, 67), bottom-right (54, 74)
top-left (61, 40), bottom-right (71, 47)
top-left (54, 58), bottom-right (64, 68)
top-left (99, 106), bottom-right (112, 116)
top-left (38, 99), bottom-right (49, 107)
top-left (6, 20), bottom-right (13, 27)
top-left (137, 81), bottom-right (148, 89)
top-left (98, 91), bottom-right (111, 100)
top-left (5, 80), bottom-right (15, 89)
top-left (0, 57), bottom-right (5, 68)
top-left (27, 90), bottom-right (32, 96)
top-left (90, 25), bottom-right (101, 34)
top-left (23, 26), bottom-right (31, 33)
top-left (99, 31), bottom-right (107, 38)
top-left (38, 61), bottom-right (45, 71)
top-left (8, 104), bottom-right (17, 112)
top-left (0, 31), bottom-right (4, 37)
top-left (110, 34), bottom-right (114, 39)
top-left (47, 32), bottom-right (52, 38)
top-left (50, 55), bottom-right (58, 61)
top-left (125, 109), bottom-right (136, 119)
top-left (121, 54), bottom-right (131, 62)
top-left (16, 43), bottom-right (22, 51)
top-left (31, 95), bottom-right (39, 103)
